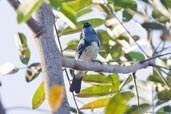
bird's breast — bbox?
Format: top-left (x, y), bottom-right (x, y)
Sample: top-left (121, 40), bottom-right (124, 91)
top-left (79, 41), bottom-right (99, 61)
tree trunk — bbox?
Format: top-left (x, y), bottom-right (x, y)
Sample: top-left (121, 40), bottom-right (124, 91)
top-left (35, 3), bottom-right (70, 114)
top-left (0, 99), bottom-right (6, 114)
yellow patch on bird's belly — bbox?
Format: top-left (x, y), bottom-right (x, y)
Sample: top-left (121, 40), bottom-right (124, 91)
top-left (80, 42), bottom-right (99, 61)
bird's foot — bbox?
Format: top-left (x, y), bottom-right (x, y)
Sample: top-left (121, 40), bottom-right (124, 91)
top-left (91, 60), bottom-right (102, 64)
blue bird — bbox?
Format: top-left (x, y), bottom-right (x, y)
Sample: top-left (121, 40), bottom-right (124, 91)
top-left (70, 22), bottom-right (101, 93)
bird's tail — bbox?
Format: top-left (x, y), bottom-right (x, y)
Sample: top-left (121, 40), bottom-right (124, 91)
top-left (70, 76), bottom-right (82, 93)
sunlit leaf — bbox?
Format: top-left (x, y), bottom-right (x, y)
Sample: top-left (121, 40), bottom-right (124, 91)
top-left (25, 63), bottom-right (42, 82)
top-left (32, 82), bottom-right (45, 109)
top-left (64, 40), bottom-right (79, 51)
top-left (67, 0), bottom-right (91, 11)
top-left (57, 3), bottom-right (76, 29)
top-left (78, 85), bottom-right (118, 97)
top-left (16, 32), bottom-right (30, 65)
top-left (63, 55), bottom-right (74, 59)
top-left (125, 51), bottom-right (145, 61)
top-left (83, 74), bottom-right (113, 84)
top-left (49, 84), bottom-right (64, 111)
top-left (0, 62), bottom-right (18, 75)
top-left (81, 97), bottom-right (111, 109)
top-left (76, 8), bottom-right (92, 17)
top-left (126, 104), bottom-right (151, 114)
top-left (44, 0), bottom-right (61, 9)
top-left (105, 92), bottom-right (134, 114)
top-left (61, 18), bottom-right (105, 35)
top-left (17, 0), bottom-right (43, 23)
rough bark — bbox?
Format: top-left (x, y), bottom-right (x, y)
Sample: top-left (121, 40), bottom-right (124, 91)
top-left (35, 3), bottom-right (70, 114)
top-left (62, 58), bottom-right (156, 74)
top-left (7, 0), bottom-right (70, 114)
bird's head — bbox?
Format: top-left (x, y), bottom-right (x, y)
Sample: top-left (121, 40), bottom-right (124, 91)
top-left (83, 22), bottom-right (92, 28)
top-left (82, 22), bottom-right (95, 34)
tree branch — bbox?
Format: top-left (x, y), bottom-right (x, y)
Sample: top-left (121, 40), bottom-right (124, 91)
top-left (62, 58), bottom-right (155, 74)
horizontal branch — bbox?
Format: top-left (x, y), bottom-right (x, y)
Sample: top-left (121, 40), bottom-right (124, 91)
top-left (62, 58), bottom-right (156, 74)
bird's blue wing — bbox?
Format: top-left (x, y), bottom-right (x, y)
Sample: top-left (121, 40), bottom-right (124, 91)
top-left (75, 39), bottom-right (91, 59)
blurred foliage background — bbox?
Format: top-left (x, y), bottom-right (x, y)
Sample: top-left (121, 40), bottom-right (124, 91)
top-left (2, 0), bottom-right (171, 114)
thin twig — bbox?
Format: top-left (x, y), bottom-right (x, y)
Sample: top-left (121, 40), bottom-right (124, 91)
top-left (140, 52), bottom-right (171, 64)
top-left (152, 40), bottom-right (162, 56)
top-left (107, 5), bottom-right (149, 58)
top-left (54, 23), bottom-right (63, 55)
top-left (155, 46), bottom-right (171, 55)
top-left (159, 68), bottom-right (169, 75)
top-left (154, 65), bottom-right (171, 71)
top-left (132, 73), bottom-right (140, 106)
top-left (54, 23), bottom-right (80, 114)
top-left (154, 68), bottom-right (169, 87)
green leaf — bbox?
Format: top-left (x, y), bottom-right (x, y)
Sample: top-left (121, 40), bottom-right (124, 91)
top-left (83, 74), bottom-right (113, 84)
top-left (114, 0), bottom-right (137, 12)
top-left (64, 40), bottom-right (79, 51)
top-left (167, 76), bottom-right (171, 88)
top-left (44, 0), bottom-right (62, 9)
top-left (152, 9), bottom-right (169, 23)
top-left (126, 104), bottom-right (151, 114)
top-left (157, 90), bottom-right (171, 101)
top-left (123, 8), bottom-right (134, 22)
top-left (111, 43), bottom-right (123, 59)
top-left (109, 73), bottom-right (120, 88)
top-left (78, 74), bottom-right (120, 97)
top-left (76, 8), bottom-right (92, 17)
top-left (58, 3), bottom-right (76, 28)
top-left (160, 0), bottom-right (171, 9)
top-left (105, 92), bottom-right (134, 114)
top-left (81, 98), bottom-right (111, 109)
top-left (16, 32), bottom-right (30, 65)
top-left (147, 70), bottom-right (165, 84)
top-left (32, 82), bottom-right (45, 109)
top-left (67, 0), bottom-right (91, 11)
top-left (77, 85), bottom-right (118, 97)
top-left (63, 55), bottom-right (74, 59)
top-left (141, 22), bottom-right (165, 30)
top-left (125, 51), bottom-right (145, 61)
top-left (61, 18), bottom-right (105, 35)
top-left (97, 30), bottom-right (111, 45)
top-left (25, 63), bottom-right (42, 82)
top-left (17, 0), bottom-right (43, 23)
